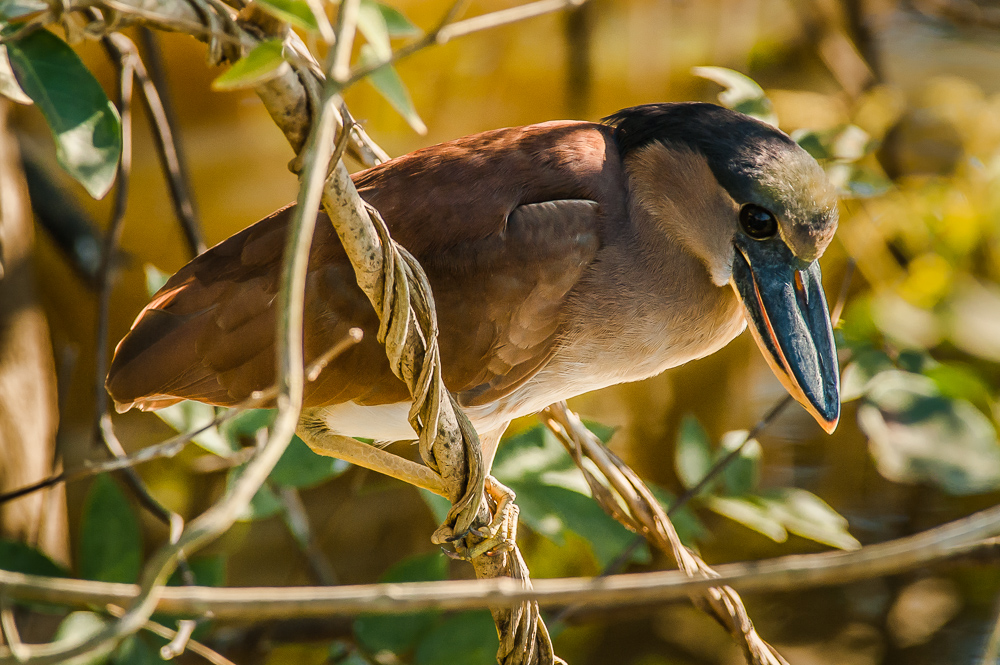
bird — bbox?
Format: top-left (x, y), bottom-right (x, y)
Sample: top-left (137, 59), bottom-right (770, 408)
top-left (106, 102), bottom-right (841, 497)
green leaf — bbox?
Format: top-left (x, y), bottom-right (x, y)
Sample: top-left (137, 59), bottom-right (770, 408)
top-left (167, 556), bottom-right (226, 587)
top-left (923, 362), bottom-right (993, 407)
top-left (841, 347), bottom-right (894, 402)
top-left (419, 487), bottom-right (452, 524)
top-left (212, 39), bottom-right (289, 91)
top-left (646, 484), bottom-right (706, 547)
top-left (143, 264), bottom-right (170, 298)
top-left (358, 44), bottom-right (426, 134)
top-left (492, 425), bottom-right (646, 567)
top-left (705, 495), bottom-right (787, 542)
top-left (80, 475), bottom-right (142, 583)
top-left (413, 610), bottom-right (498, 665)
top-left (859, 370), bottom-right (1000, 495)
top-left (354, 553), bottom-right (447, 656)
top-left (270, 434), bottom-right (350, 488)
top-left (155, 400), bottom-right (236, 457)
top-left (6, 28), bottom-right (121, 199)
top-left (758, 488), bottom-right (860, 550)
top-left (255, 0), bottom-right (320, 32)
top-left (54, 611), bottom-right (114, 665)
top-left (370, 2), bottom-right (420, 37)
top-left (0, 0), bottom-right (48, 21)
top-left (112, 634), bottom-right (163, 665)
top-left (718, 430), bottom-right (760, 496)
top-left (582, 420), bottom-right (617, 444)
top-left (674, 415), bottom-right (712, 490)
top-left (357, 1), bottom-right (392, 61)
top-left (227, 465), bottom-right (283, 521)
top-left (691, 66), bottom-right (777, 126)
top-left (0, 539), bottom-right (68, 577)
top-left (218, 407), bottom-right (274, 446)
top-left (0, 44), bottom-right (31, 104)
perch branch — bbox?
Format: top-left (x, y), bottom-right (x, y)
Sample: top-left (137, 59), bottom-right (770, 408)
top-left (1, 527), bottom-right (999, 620)
top-left (542, 402), bottom-right (787, 665)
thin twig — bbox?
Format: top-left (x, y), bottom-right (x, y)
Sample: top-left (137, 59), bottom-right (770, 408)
top-left (343, 0), bottom-right (583, 88)
top-left (135, 27), bottom-right (206, 257)
top-left (331, 0), bottom-right (360, 82)
top-left (2, 530), bottom-right (1000, 621)
top-left (543, 403), bottom-right (787, 665)
top-left (0, 51), bottom-right (344, 665)
top-left (0, 331), bottom-right (361, 507)
top-left (278, 487), bottom-right (338, 586)
top-left (0, 597), bottom-right (27, 662)
top-left (104, 605), bottom-right (235, 665)
top-left (981, 589), bottom-right (1000, 664)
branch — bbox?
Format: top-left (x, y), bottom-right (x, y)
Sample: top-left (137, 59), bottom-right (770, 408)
top-left (542, 403), bottom-right (786, 665)
top-left (1, 520), bottom-right (999, 621)
top-left (0, 332), bottom-right (360, 507)
top-left (343, 0), bottom-right (587, 88)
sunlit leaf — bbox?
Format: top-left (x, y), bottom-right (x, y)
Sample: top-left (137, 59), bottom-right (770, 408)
top-left (947, 279), bottom-right (1000, 363)
top-left (414, 610), bottom-right (498, 665)
top-left (692, 66), bottom-right (777, 126)
top-left (370, 1), bottom-right (420, 37)
top-left (492, 425), bottom-right (648, 567)
top-left (841, 347), bottom-right (894, 402)
top-left (419, 487), bottom-right (451, 524)
top-left (758, 488), bottom-right (860, 550)
top-left (859, 371), bottom-right (1000, 495)
top-left (923, 362), bottom-right (992, 407)
top-left (53, 612), bottom-right (114, 665)
top-left (212, 39), bottom-right (289, 91)
top-left (718, 430), bottom-right (760, 496)
top-left (354, 553), bottom-right (447, 656)
top-left (270, 434), bottom-right (350, 488)
top-left (0, 0), bottom-right (47, 21)
top-left (357, 0), bottom-right (392, 61)
top-left (358, 44), bottom-right (426, 134)
top-left (255, 0), bottom-right (319, 32)
top-left (0, 44), bottom-right (30, 104)
top-left (6, 28), bottom-right (121, 199)
top-left (674, 414), bottom-right (712, 490)
top-left (143, 264), bottom-right (170, 298)
top-left (704, 495), bottom-right (786, 542)
top-left (155, 400), bottom-right (236, 457)
top-left (647, 484), bottom-right (706, 547)
top-left (80, 475), bottom-right (141, 583)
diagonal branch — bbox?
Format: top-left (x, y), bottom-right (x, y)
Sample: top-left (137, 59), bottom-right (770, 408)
top-left (541, 402), bottom-right (788, 665)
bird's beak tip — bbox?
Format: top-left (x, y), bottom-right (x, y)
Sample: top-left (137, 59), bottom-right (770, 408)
top-left (731, 242), bottom-right (841, 436)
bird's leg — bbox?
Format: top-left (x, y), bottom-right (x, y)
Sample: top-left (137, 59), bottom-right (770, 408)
top-left (462, 423), bottom-right (520, 559)
top-left (296, 411), bottom-right (446, 496)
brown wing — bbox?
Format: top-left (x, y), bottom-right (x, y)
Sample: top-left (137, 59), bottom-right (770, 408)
top-left (106, 121), bottom-right (627, 411)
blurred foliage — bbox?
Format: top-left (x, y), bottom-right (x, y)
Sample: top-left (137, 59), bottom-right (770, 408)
top-left (3, 0), bottom-right (1000, 664)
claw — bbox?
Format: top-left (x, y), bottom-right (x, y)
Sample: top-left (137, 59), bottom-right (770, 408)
top-left (439, 476), bottom-right (520, 561)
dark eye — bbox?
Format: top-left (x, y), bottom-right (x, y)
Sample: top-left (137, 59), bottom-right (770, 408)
top-left (739, 204), bottom-right (778, 240)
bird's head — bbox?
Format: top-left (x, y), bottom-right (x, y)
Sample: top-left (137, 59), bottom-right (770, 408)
top-left (608, 102), bottom-right (841, 433)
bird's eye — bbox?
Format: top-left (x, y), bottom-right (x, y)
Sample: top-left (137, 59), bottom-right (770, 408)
top-left (739, 204), bottom-right (778, 240)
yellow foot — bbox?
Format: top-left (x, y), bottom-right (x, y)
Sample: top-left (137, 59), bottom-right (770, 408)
top-left (447, 476), bottom-right (519, 560)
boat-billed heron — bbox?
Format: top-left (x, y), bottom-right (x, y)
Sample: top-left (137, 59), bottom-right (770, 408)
top-left (107, 102), bottom-right (840, 494)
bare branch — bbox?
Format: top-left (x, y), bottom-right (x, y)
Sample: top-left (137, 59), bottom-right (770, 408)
top-left (343, 0), bottom-right (585, 88)
top-left (105, 605), bottom-right (235, 665)
top-left (135, 27), bottom-right (206, 256)
top-left (1, 526), bottom-right (999, 621)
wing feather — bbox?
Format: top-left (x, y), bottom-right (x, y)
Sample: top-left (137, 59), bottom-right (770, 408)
top-left (107, 122), bottom-right (626, 412)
